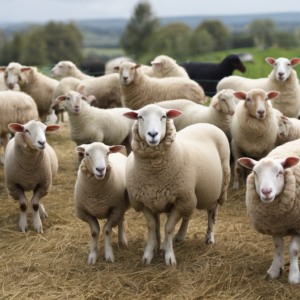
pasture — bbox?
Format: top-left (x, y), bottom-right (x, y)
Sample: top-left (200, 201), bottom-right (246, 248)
top-left (0, 117), bottom-right (299, 299)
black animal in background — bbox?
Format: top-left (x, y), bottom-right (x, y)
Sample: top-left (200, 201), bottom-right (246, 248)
top-left (180, 54), bottom-right (246, 97)
top-left (79, 59), bottom-right (105, 77)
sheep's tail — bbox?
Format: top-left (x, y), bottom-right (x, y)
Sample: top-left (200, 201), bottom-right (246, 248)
top-left (218, 165), bottom-right (230, 206)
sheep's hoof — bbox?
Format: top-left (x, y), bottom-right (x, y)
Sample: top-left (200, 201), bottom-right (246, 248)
top-left (106, 256), bottom-right (114, 263)
top-left (205, 233), bottom-right (215, 244)
top-left (20, 226), bottom-right (28, 233)
top-left (265, 267), bottom-right (283, 281)
top-left (39, 204), bottom-right (48, 219)
top-left (174, 234), bottom-right (185, 243)
top-left (142, 252), bottom-right (154, 265)
top-left (288, 275), bottom-right (300, 285)
top-left (165, 250), bottom-right (177, 267)
top-left (87, 251), bottom-right (97, 265)
top-left (232, 182), bottom-right (239, 190)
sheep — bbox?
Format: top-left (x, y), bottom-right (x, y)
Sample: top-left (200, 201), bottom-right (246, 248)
top-left (3, 62), bottom-right (59, 122)
top-left (157, 89), bottom-right (236, 139)
top-left (231, 89), bottom-right (280, 190)
top-left (55, 91), bottom-right (134, 154)
top-left (151, 55), bottom-right (189, 79)
top-left (4, 120), bottom-right (60, 233)
top-left (217, 57), bottom-right (300, 118)
top-left (114, 62), bottom-right (206, 110)
top-left (0, 90), bottom-right (39, 164)
top-left (52, 74), bottom-right (122, 109)
top-left (75, 142), bottom-right (130, 264)
top-left (51, 61), bottom-right (92, 80)
top-left (180, 54), bottom-right (246, 96)
top-left (123, 104), bottom-right (230, 266)
top-left (238, 139), bottom-right (300, 284)
top-left (105, 56), bottom-right (136, 75)
top-left (275, 115), bottom-right (300, 146)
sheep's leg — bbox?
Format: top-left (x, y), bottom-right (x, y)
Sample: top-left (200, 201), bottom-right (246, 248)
top-left (31, 188), bottom-right (47, 233)
top-left (87, 215), bottom-right (100, 265)
top-left (118, 218), bottom-right (128, 247)
top-left (288, 235), bottom-right (300, 284)
top-left (164, 206), bottom-right (182, 266)
top-left (206, 202), bottom-right (218, 244)
top-left (231, 139), bottom-right (243, 190)
top-left (142, 207), bottom-right (157, 265)
top-left (174, 218), bottom-right (190, 242)
top-left (103, 215), bottom-right (115, 263)
top-left (154, 213), bottom-right (161, 252)
top-left (266, 236), bottom-right (284, 281)
top-left (0, 133), bottom-right (9, 165)
top-left (18, 189), bottom-right (28, 233)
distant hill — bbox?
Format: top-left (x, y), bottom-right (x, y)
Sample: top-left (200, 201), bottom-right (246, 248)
top-left (1, 12), bottom-right (300, 48)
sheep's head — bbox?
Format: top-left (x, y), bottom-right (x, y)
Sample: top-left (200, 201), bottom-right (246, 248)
top-left (266, 57), bottom-right (300, 82)
top-left (151, 55), bottom-right (175, 75)
top-left (8, 120), bottom-right (60, 151)
top-left (114, 62), bottom-right (141, 85)
top-left (211, 89), bottom-right (237, 116)
top-left (1, 62), bottom-right (31, 89)
top-left (276, 115), bottom-right (292, 139)
top-left (56, 91), bottom-right (87, 114)
top-left (76, 143), bottom-right (124, 180)
top-left (234, 89), bottom-right (279, 120)
top-left (239, 157), bottom-right (299, 203)
top-left (51, 61), bottom-right (74, 78)
top-left (123, 104), bottom-right (182, 147)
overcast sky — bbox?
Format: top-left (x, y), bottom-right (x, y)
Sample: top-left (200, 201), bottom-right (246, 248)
top-left (2, 0), bottom-right (300, 23)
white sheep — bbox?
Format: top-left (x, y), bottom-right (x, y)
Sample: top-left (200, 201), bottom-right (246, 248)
top-left (151, 55), bottom-right (189, 79)
top-left (275, 115), bottom-right (300, 146)
top-left (217, 57), bottom-right (300, 118)
top-left (231, 89), bottom-right (279, 189)
top-left (51, 61), bottom-right (92, 80)
top-left (123, 104), bottom-right (230, 266)
top-left (3, 62), bottom-right (58, 121)
top-left (239, 139), bottom-right (300, 284)
top-left (0, 90), bottom-right (39, 164)
top-left (157, 89), bottom-right (236, 139)
top-left (105, 56), bottom-right (136, 75)
top-left (55, 91), bottom-right (134, 154)
top-left (75, 142), bottom-right (130, 264)
top-left (5, 120), bottom-right (60, 233)
top-left (114, 62), bottom-right (206, 110)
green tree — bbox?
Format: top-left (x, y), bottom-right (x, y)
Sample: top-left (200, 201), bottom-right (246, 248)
top-left (10, 32), bottom-right (23, 63)
top-left (294, 27), bottom-right (300, 46)
top-left (0, 41), bottom-right (12, 65)
top-left (196, 20), bottom-right (230, 51)
top-left (248, 19), bottom-right (275, 49)
top-left (189, 28), bottom-right (215, 55)
top-left (275, 31), bottom-right (296, 49)
top-left (120, 1), bottom-right (160, 60)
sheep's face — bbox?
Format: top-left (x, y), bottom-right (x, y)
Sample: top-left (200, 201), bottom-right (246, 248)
top-left (277, 116), bottom-right (291, 139)
top-left (266, 57), bottom-right (300, 82)
top-left (212, 89), bottom-right (236, 116)
top-left (151, 55), bottom-right (174, 75)
top-left (234, 89), bottom-right (279, 120)
top-left (51, 61), bottom-right (74, 78)
top-left (75, 143), bottom-right (124, 180)
top-left (114, 62), bottom-right (141, 85)
top-left (56, 91), bottom-right (87, 114)
top-left (123, 104), bottom-right (182, 147)
top-left (8, 120), bottom-right (60, 151)
top-left (238, 157), bottom-right (299, 203)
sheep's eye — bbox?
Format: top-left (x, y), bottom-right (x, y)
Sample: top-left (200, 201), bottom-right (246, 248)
top-left (25, 129), bottom-right (30, 134)
top-left (138, 116), bottom-right (143, 120)
top-left (265, 98), bottom-right (268, 101)
top-left (275, 63), bottom-right (277, 66)
top-left (288, 64), bottom-right (291, 66)
top-left (221, 98), bottom-right (226, 102)
top-left (85, 153), bottom-right (89, 157)
top-left (247, 98), bottom-right (251, 101)
top-left (161, 115), bottom-right (166, 120)
top-left (131, 67), bottom-right (134, 70)
top-left (5, 74), bottom-right (7, 79)
top-left (106, 152), bottom-right (109, 156)
top-left (277, 171), bottom-right (283, 177)
top-left (59, 66), bottom-right (62, 68)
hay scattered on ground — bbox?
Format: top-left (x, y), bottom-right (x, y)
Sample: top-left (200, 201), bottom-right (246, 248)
top-left (0, 117), bottom-right (299, 299)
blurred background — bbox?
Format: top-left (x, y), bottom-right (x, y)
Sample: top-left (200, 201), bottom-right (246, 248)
top-left (0, 0), bottom-right (300, 78)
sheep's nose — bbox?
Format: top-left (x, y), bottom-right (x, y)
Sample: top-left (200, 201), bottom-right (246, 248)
top-left (38, 141), bottom-right (45, 146)
top-left (262, 188), bottom-right (272, 196)
top-left (123, 76), bottom-right (128, 80)
top-left (8, 83), bottom-right (14, 89)
top-left (257, 110), bottom-right (265, 117)
top-left (148, 131), bottom-right (158, 138)
top-left (278, 72), bottom-right (285, 77)
top-left (96, 167), bottom-right (105, 173)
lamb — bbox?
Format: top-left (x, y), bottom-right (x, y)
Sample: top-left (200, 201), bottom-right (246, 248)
top-left (51, 61), bottom-right (92, 80)
top-left (180, 54), bottom-right (246, 96)
top-left (55, 91), bottom-right (134, 154)
top-left (114, 62), bottom-right (206, 110)
top-left (123, 104), bottom-right (230, 266)
top-left (75, 142), bottom-right (130, 264)
top-left (238, 140), bottom-right (300, 284)
top-left (151, 55), bottom-right (189, 79)
top-left (4, 120), bottom-right (60, 233)
top-left (217, 57), bottom-right (300, 118)
top-left (3, 62), bottom-right (59, 121)
top-left (52, 74), bottom-right (122, 109)
top-left (0, 90), bottom-right (39, 164)
top-left (275, 115), bottom-right (300, 146)
top-left (157, 89), bottom-right (236, 139)
top-left (231, 89), bottom-right (280, 190)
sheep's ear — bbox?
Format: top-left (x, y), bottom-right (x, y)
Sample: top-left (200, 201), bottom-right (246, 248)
top-left (290, 58), bottom-right (300, 67)
top-left (135, 64), bottom-right (141, 69)
top-left (81, 95), bottom-right (88, 101)
top-left (109, 145), bottom-right (125, 154)
top-left (238, 158), bottom-right (257, 170)
top-left (67, 62), bottom-right (74, 68)
top-left (113, 66), bottom-right (120, 71)
top-left (75, 146), bottom-right (86, 154)
top-left (281, 116), bottom-right (292, 125)
top-left (56, 95), bottom-right (66, 101)
top-left (8, 123), bottom-right (24, 132)
top-left (21, 67), bottom-right (31, 72)
top-left (123, 111), bottom-right (139, 120)
top-left (76, 84), bottom-right (86, 96)
top-left (211, 96), bottom-right (221, 111)
top-left (233, 92), bottom-right (246, 100)
top-left (46, 125), bottom-right (60, 132)
top-left (265, 57), bottom-right (276, 66)
top-left (267, 91), bottom-right (280, 99)
top-left (166, 109), bottom-right (183, 119)
top-left (281, 157), bottom-right (299, 169)
top-left (151, 60), bottom-right (162, 66)
top-left (0, 67), bottom-right (6, 72)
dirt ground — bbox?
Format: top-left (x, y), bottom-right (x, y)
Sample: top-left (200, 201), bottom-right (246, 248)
top-left (0, 117), bottom-right (300, 299)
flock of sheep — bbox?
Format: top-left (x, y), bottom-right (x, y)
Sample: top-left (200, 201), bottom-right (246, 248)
top-left (1, 54), bottom-right (300, 285)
